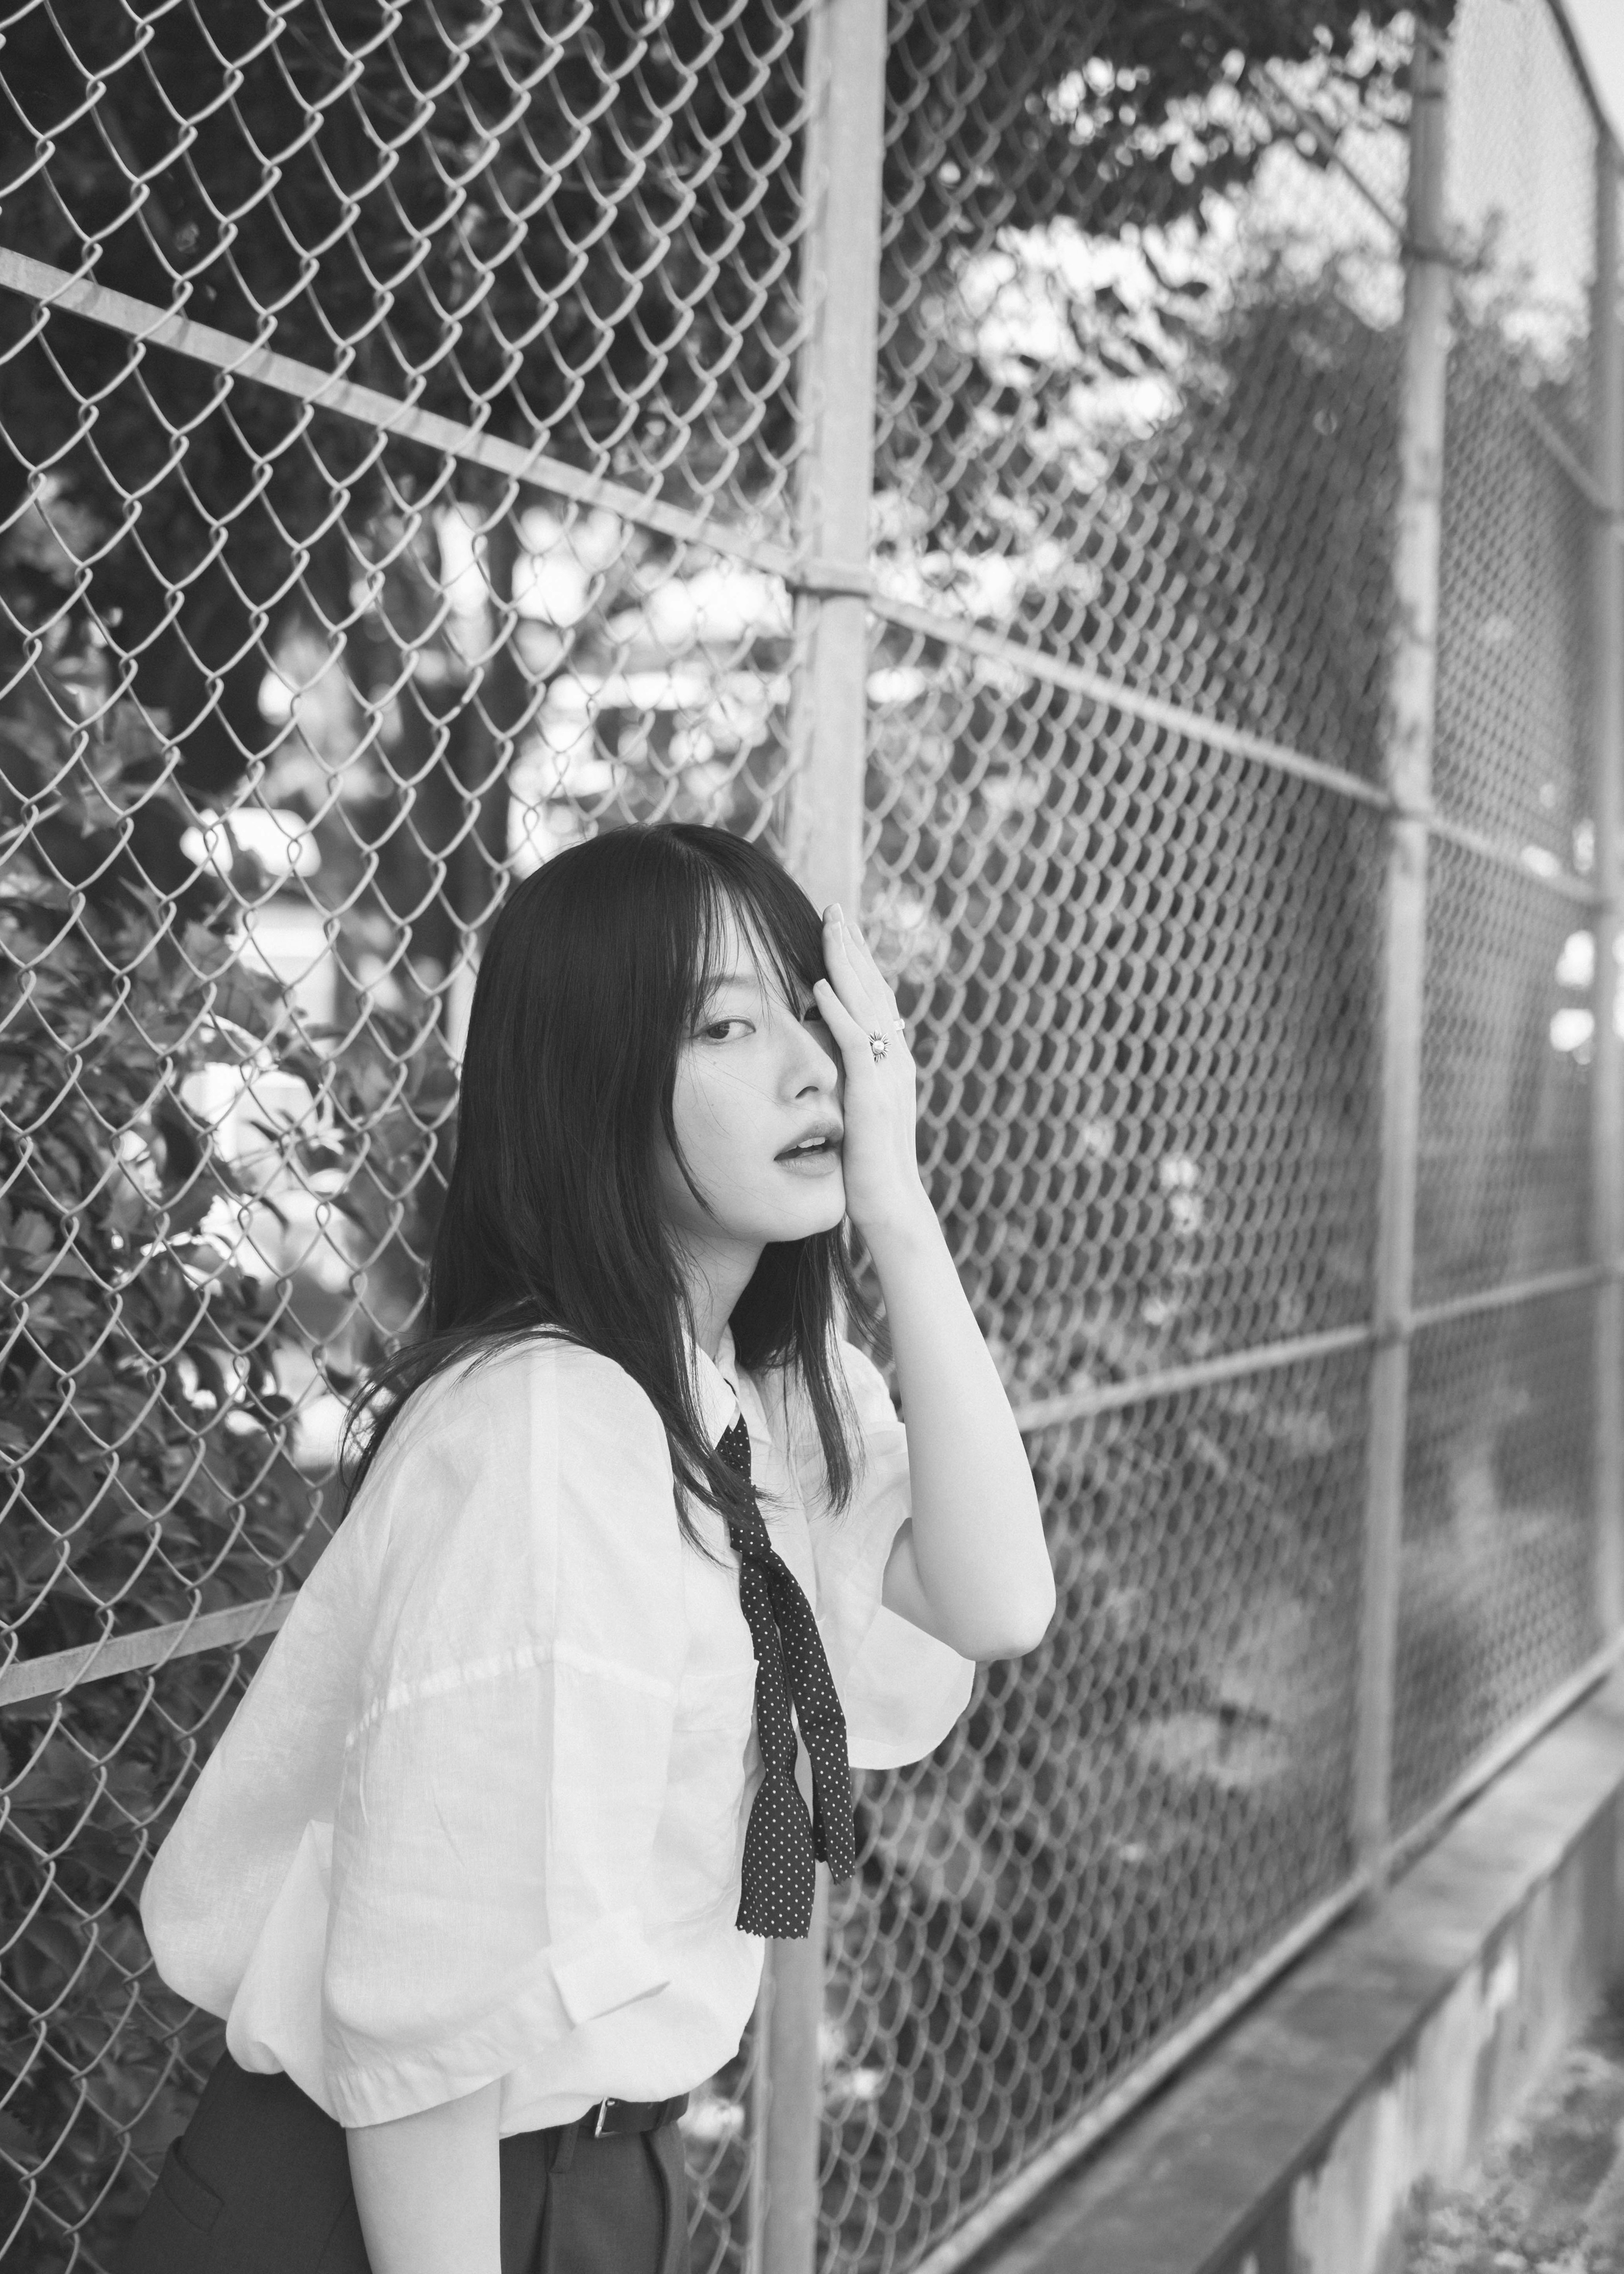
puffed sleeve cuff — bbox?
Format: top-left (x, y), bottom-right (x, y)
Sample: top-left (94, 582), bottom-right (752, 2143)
top-left (323, 1906), bottom-right (670, 2130)
top-left (844, 1614), bottom-right (977, 1769)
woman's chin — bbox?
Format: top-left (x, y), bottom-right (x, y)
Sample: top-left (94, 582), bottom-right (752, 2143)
top-left (760, 1166), bottom-right (846, 1240)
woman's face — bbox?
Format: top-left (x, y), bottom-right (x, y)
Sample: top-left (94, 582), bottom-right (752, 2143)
top-left (656, 911), bottom-right (846, 1257)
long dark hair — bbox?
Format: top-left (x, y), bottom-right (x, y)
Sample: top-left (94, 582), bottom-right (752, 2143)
top-left (341, 823), bottom-right (871, 1550)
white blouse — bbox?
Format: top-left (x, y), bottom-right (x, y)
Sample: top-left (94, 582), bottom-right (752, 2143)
top-left (140, 1330), bottom-right (974, 2134)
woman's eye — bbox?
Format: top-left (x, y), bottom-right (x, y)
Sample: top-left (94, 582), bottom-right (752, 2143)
top-left (701, 1018), bottom-right (749, 1042)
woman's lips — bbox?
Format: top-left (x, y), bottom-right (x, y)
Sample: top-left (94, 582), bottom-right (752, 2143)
top-left (776, 1143), bottom-right (843, 1176)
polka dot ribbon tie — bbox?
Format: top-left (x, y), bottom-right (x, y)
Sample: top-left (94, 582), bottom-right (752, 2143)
top-left (716, 1414), bottom-right (855, 1938)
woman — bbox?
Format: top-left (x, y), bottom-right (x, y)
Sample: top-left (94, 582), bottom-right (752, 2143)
top-left (123, 823), bottom-right (1054, 2274)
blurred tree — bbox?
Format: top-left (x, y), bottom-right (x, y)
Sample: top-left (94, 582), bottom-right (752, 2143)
top-left (867, 234), bottom-right (1407, 1399)
top-left (0, 0), bottom-right (809, 774)
top-left (0, 0), bottom-right (1454, 811)
top-left (0, 623), bottom-right (458, 2274)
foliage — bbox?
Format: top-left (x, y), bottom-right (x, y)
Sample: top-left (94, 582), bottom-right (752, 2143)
top-left (0, 0), bottom-right (809, 800)
top-left (0, 0), bottom-right (1451, 809)
top-left (0, 659), bottom-right (287, 2259)
top-left (876, 0), bottom-right (1448, 494)
top-left (0, 638), bottom-right (454, 2261)
top-left (870, 258), bottom-right (1401, 1407)
top-left (0, 1664), bottom-right (240, 2271)
top-left (0, 667), bottom-right (307, 1641)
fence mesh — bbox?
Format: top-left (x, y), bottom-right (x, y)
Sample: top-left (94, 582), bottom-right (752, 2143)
top-left (823, 1346), bottom-right (1372, 2270)
top-left (828, 8), bottom-right (1405, 2265)
top-left (1388, 0), bottom-right (1605, 1837)
top-left (0, 0), bottom-right (1616, 2269)
top-left (1391, 1286), bottom-right (1596, 1835)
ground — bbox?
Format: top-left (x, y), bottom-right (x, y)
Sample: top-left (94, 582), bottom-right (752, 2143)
top-left (1404, 1992), bottom-right (1624, 2274)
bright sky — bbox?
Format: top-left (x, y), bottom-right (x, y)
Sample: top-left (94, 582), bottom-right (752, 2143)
top-left (1562, 0), bottom-right (1624, 143)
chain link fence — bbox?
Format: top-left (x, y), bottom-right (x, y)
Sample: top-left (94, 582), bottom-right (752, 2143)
top-left (0, 1), bottom-right (1619, 2270)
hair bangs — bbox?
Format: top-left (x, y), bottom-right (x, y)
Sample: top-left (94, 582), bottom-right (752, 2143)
top-left (686, 843), bottom-right (827, 1032)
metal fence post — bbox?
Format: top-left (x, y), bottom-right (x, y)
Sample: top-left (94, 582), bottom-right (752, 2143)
top-left (760, 3), bottom-right (886, 2272)
top-left (1591, 132), bottom-right (1624, 1642)
top-left (757, 1871), bottom-right (832, 2274)
top-left (784, 0), bottom-right (885, 921)
top-left (1352, 26), bottom-right (1451, 1884)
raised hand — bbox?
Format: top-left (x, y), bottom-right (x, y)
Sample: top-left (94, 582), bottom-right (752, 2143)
top-left (813, 908), bottom-right (1053, 1664)
top-left (812, 906), bottom-right (931, 1246)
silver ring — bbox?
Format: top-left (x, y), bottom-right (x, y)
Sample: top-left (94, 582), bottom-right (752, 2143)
top-left (868, 1031), bottom-right (889, 1063)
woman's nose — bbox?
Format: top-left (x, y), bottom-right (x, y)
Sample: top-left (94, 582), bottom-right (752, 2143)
top-left (792, 1021), bottom-right (841, 1094)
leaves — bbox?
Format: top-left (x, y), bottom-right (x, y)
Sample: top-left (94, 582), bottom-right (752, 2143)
top-left (0, 663), bottom-right (348, 2259)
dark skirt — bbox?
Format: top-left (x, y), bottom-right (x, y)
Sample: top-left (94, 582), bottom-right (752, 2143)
top-left (116, 2054), bottom-right (691, 2274)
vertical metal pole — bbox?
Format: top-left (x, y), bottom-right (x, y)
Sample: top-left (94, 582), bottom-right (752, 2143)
top-left (1352, 28), bottom-right (1451, 1886)
top-left (1592, 134), bottom-right (1624, 1640)
top-left (757, 5), bottom-right (885, 2271)
top-left (745, 1958), bottom-right (775, 2273)
top-left (784, 0), bottom-right (886, 920)
top-left (759, 1872), bottom-right (831, 2274)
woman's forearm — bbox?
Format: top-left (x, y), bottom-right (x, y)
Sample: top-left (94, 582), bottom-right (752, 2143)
top-left (870, 1199), bottom-right (1055, 1661)
top-left (810, 903), bottom-right (1052, 1660)
top-left (346, 2079), bottom-right (502, 2274)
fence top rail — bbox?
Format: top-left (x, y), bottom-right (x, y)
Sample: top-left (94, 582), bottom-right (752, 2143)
top-left (0, 247), bottom-right (1601, 919)
top-left (0, 250), bottom-right (1388, 818)
top-left (1546, 0), bottom-right (1621, 151)
top-left (0, 249), bottom-right (818, 588)
top-left (0, 1597), bottom-right (298, 1712)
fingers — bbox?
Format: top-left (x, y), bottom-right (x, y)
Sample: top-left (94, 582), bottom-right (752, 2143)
top-left (812, 975), bottom-right (870, 1069)
top-left (824, 905), bottom-right (884, 992)
top-left (820, 909), bottom-right (872, 1029)
top-left (823, 904), bottom-right (897, 1020)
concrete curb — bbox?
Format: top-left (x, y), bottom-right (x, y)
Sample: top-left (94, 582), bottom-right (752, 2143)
top-left (974, 1671), bottom-right (1624, 2274)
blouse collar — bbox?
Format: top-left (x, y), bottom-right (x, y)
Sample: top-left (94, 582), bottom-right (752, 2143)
top-left (691, 1324), bottom-right (743, 1447)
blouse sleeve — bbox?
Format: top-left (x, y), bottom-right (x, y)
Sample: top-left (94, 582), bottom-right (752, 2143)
top-left (317, 1343), bottom-right (687, 2129)
top-left (796, 1339), bottom-right (977, 1771)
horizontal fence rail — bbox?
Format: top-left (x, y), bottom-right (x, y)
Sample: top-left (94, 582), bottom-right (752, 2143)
top-left (1, 247), bottom-right (1607, 913)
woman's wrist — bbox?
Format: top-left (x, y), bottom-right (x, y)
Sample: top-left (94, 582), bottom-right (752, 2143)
top-left (856, 1186), bottom-right (944, 1277)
